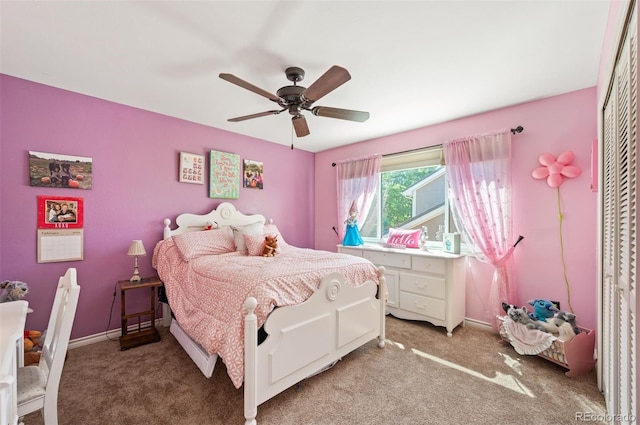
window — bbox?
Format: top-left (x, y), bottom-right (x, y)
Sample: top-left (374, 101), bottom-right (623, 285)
top-left (359, 146), bottom-right (457, 246)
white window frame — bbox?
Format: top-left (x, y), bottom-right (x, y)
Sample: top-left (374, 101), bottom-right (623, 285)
top-left (362, 146), bottom-right (456, 250)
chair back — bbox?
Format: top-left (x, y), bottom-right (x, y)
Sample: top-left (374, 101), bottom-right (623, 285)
top-left (39, 268), bottom-right (81, 398)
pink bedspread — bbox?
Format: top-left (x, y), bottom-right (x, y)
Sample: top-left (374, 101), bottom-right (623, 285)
top-left (152, 238), bottom-right (379, 388)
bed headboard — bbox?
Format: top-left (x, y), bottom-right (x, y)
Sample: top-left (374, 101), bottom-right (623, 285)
top-left (163, 202), bottom-right (266, 239)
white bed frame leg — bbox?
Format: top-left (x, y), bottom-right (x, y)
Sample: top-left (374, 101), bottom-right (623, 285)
top-left (377, 266), bottom-right (386, 348)
top-left (244, 297), bottom-right (258, 425)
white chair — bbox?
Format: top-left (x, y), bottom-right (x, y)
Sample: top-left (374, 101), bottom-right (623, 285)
top-left (16, 268), bottom-right (80, 425)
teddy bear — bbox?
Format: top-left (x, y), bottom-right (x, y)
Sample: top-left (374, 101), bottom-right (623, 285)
top-left (23, 330), bottom-right (43, 366)
top-left (262, 235), bottom-right (278, 257)
top-left (0, 280), bottom-right (29, 303)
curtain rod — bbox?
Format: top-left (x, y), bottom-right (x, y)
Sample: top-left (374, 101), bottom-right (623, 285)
top-left (331, 125), bottom-right (524, 167)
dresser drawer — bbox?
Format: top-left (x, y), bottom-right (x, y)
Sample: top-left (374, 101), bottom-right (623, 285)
top-left (411, 256), bottom-right (446, 275)
top-left (400, 272), bottom-right (445, 299)
top-left (339, 247), bottom-right (363, 257)
top-left (363, 251), bottom-right (411, 269)
top-left (399, 292), bottom-right (446, 320)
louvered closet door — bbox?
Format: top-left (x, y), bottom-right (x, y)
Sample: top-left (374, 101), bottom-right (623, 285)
top-left (601, 3), bottom-right (638, 421)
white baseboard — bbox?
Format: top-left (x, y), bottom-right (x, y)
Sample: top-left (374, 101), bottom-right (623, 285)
top-left (68, 318), bottom-right (163, 350)
top-left (464, 317), bottom-right (494, 331)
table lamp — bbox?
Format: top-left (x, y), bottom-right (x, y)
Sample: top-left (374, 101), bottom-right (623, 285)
top-left (127, 240), bottom-right (146, 282)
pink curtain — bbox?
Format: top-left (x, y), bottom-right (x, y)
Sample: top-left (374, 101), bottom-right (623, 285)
top-left (443, 129), bottom-right (516, 328)
top-left (336, 154), bottom-right (382, 239)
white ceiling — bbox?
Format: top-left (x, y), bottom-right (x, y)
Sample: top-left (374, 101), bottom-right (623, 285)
top-left (0, 1), bottom-right (611, 153)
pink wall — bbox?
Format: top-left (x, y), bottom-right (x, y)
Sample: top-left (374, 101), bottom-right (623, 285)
top-left (0, 75), bottom-right (315, 339)
top-left (314, 88), bottom-right (598, 330)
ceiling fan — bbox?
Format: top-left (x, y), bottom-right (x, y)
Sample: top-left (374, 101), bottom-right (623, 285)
top-left (219, 65), bottom-right (370, 138)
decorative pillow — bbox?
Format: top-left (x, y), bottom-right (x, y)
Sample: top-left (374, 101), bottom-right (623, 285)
top-left (231, 222), bottom-right (264, 253)
top-left (243, 233), bottom-right (270, 256)
top-left (386, 228), bottom-right (421, 248)
top-left (172, 227), bottom-right (236, 261)
top-left (263, 223), bottom-right (288, 246)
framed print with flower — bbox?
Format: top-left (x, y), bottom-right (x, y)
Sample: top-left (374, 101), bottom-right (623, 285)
top-left (179, 152), bottom-right (205, 184)
top-left (243, 159), bottom-right (264, 189)
top-left (209, 150), bottom-right (240, 199)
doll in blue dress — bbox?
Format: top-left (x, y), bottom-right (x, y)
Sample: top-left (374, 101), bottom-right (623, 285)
top-left (342, 201), bottom-right (363, 246)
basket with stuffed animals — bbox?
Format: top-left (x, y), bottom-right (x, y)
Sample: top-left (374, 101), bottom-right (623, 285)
top-left (498, 299), bottom-right (596, 377)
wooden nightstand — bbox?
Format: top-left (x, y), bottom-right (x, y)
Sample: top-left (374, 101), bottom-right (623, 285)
top-left (118, 276), bottom-right (162, 350)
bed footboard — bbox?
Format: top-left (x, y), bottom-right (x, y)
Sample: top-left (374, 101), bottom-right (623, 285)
top-left (243, 267), bottom-right (386, 425)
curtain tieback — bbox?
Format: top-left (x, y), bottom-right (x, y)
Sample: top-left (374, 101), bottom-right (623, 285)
top-left (490, 235), bottom-right (524, 268)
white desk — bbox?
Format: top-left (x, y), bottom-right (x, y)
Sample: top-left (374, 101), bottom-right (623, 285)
top-left (0, 301), bottom-right (28, 425)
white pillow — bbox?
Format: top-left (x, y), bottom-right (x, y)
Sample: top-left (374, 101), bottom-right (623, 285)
top-left (172, 227), bottom-right (236, 261)
top-left (231, 222), bottom-right (264, 253)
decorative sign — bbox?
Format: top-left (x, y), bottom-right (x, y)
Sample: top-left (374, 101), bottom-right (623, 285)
top-left (179, 152), bottom-right (205, 184)
top-left (209, 150), bottom-right (240, 199)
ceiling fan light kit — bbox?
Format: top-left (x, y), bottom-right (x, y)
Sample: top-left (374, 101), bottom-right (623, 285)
top-left (219, 65), bottom-right (370, 139)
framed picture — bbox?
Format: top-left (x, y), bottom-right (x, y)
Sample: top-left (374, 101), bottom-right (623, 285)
top-left (209, 150), bottom-right (240, 199)
top-left (29, 151), bottom-right (93, 189)
top-left (179, 152), bottom-right (205, 184)
top-left (38, 195), bottom-right (84, 229)
top-left (243, 159), bottom-right (264, 189)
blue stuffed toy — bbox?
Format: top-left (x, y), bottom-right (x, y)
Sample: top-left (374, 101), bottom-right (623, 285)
top-left (527, 299), bottom-right (559, 322)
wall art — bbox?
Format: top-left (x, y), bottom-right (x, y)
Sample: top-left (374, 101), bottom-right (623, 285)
top-left (179, 152), bottom-right (205, 184)
top-left (37, 195), bottom-right (84, 229)
top-left (29, 151), bottom-right (93, 189)
top-left (209, 150), bottom-right (240, 199)
top-left (37, 195), bottom-right (84, 263)
top-left (243, 159), bottom-right (264, 189)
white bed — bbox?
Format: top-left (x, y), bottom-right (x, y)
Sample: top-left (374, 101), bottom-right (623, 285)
top-left (153, 202), bottom-right (386, 425)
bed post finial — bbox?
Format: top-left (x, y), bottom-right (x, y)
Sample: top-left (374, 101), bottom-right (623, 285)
top-left (163, 218), bottom-right (172, 240)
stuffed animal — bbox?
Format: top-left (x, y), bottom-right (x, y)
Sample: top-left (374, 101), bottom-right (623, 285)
top-left (0, 280), bottom-right (29, 303)
top-left (203, 221), bottom-right (219, 231)
top-left (525, 311), bottom-right (579, 342)
top-left (555, 310), bottom-right (580, 335)
top-left (262, 235), bottom-right (278, 257)
top-left (504, 304), bottom-right (536, 326)
top-left (527, 299), bottom-right (559, 322)
top-left (23, 330), bottom-right (42, 366)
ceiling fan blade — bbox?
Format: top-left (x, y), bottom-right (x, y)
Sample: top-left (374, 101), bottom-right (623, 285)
top-left (301, 66), bottom-right (351, 103)
top-left (219, 73), bottom-right (281, 102)
top-left (311, 106), bottom-right (370, 122)
top-left (292, 115), bottom-right (310, 137)
top-left (228, 109), bottom-right (285, 122)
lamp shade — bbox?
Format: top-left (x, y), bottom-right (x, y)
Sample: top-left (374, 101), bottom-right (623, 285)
top-left (127, 240), bottom-right (146, 257)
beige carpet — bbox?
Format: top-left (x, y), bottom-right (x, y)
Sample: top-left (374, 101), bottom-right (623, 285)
top-left (23, 316), bottom-right (607, 425)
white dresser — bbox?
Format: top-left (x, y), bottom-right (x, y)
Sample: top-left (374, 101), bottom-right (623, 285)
top-left (338, 244), bottom-right (465, 337)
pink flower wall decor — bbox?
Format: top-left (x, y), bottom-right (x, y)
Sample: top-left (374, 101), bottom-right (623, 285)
top-left (531, 150), bottom-right (582, 313)
top-left (531, 151), bottom-right (582, 188)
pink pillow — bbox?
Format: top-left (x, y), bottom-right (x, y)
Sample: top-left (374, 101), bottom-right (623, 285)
top-left (172, 227), bottom-right (236, 261)
top-left (244, 233), bottom-right (280, 256)
top-left (386, 228), bottom-right (421, 248)
top-left (243, 233), bottom-right (267, 256)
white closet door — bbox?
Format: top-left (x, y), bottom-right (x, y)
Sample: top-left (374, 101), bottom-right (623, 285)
top-left (601, 3), bottom-right (637, 421)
